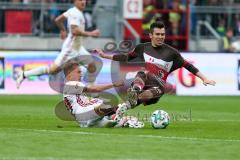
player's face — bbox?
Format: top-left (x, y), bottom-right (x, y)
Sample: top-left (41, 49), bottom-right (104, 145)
top-left (64, 63), bottom-right (81, 81)
top-left (150, 28), bottom-right (165, 47)
top-left (74, 0), bottom-right (86, 11)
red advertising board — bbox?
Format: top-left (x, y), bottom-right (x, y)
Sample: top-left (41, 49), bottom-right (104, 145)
top-left (5, 10), bottom-right (32, 34)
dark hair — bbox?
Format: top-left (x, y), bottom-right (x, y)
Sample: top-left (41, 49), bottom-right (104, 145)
top-left (150, 21), bottom-right (165, 33)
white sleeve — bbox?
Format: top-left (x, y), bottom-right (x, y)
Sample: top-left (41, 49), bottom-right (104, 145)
top-left (63, 81), bottom-right (85, 95)
top-left (63, 10), bottom-right (70, 18)
top-left (68, 11), bottom-right (81, 26)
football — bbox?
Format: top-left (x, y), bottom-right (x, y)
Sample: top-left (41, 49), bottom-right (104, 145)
top-left (151, 110), bottom-right (170, 129)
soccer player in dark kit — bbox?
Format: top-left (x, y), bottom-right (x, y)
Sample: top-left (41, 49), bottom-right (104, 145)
top-left (96, 20), bottom-right (216, 109)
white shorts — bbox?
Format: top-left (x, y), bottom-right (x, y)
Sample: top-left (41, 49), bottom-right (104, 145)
top-left (64, 94), bottom-right (103, 127)
top-left (54, 46), bottom-right (94, 67)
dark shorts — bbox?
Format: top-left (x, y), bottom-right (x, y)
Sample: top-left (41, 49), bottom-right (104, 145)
top-left (135, 71), bottom-right (165, 106)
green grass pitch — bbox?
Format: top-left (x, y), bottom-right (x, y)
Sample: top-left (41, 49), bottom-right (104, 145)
top-left (0, 95), bottom-right (240, 160)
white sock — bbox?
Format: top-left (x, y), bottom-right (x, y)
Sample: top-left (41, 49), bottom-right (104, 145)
top-left (24, 66), bottom-right (50, 77)
top-left (94, 117), bottom-right (115, 128)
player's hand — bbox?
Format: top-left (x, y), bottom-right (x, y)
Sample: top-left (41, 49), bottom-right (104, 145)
top-left (203, 79), bottom-right (216, 86)
top-left (95, 49), bottom-right (106, 58)
top-left (90, 29), bottom-right (100, 37)
top-left (113, 80), bottom-right (124, 87)
top-left (60, 30), bottom-right (67, 40)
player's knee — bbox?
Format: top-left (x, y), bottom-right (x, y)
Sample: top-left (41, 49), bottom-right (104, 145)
top-left (138, 87), bottom-right (163, 101)
top-left (87, 62), bottom-right (96, 73)
top-left (151, 87), bottom-right (164, 97)
top-left (138, 91), bottom-right (153, 101)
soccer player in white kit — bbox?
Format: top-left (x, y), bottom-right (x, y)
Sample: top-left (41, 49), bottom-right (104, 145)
top-left (62, 61), bottom-right (126, 127)
top-left (62, 59), bottom-right (144, 128)
top-left (16, 0), bottom-right (101, 89)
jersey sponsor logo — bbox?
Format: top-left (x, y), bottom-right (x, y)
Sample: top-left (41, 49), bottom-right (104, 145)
top-left (143, 53), bottom-right (173, 72)
top-left (146, 62), bottom-right (168, 80)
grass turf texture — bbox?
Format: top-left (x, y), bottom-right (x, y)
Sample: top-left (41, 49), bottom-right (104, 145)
top-left (0, 95), bottom-right (239, 160)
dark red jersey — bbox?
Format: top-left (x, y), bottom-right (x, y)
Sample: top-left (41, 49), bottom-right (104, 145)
top-left (129, 42), bottom-right (185, 80)
top-left (113, 42), bottom-right (199, 81)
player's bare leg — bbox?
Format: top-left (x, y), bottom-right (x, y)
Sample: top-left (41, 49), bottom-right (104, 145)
top-left (16, 63), bottom-right (61, 88)
top-left (138, 88), bottom-right (163, 102)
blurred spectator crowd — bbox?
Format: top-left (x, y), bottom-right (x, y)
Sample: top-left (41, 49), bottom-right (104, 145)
top-left (0, 0), bottom-right (97, 35)
top-left (142, 0), bottom-right (188, 50)
top-left (0, 0), bottom-right (87, 3)
top-left (1, 0), bottom-right (240, 52)
top-left (192, 0), bottom-right (240, 52)
top-left (142, 0), bottom-right (240, 52)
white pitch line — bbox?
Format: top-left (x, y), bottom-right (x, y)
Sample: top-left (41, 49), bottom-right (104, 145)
top-left (0, 157), bottom-right (139, 160)
top-left (0, 157), bottom-right (104, 160)
top-left (192, 119), bottom-right (240, 122)
top-left (2, 128), bottom-right (240, 143)
top-left (0, 158), bottom-right (57, 160)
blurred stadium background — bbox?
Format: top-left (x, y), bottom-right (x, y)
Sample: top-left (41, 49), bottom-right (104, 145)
top-left (0, 0), bottom-right (240, 159)
top-left (0, 0), bottom-right (240, 95)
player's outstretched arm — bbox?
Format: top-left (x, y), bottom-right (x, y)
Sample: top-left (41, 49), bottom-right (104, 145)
top-left (95, 49), bottom-right (114, 60)
top-left (182, 61), bottom-right (216, 86)
top-left (85, 80), bottom-right (124, 93)
top-left (95, 49), bottom-right (129, 61)
top-left (55, 14), bottom-right (67, 40)
top-left (195, 71), bottom-right (216, 86)
top-left (95, 43), bottom-right (143, 61)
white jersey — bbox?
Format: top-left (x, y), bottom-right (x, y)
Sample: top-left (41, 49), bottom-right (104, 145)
top-left (63, 81), bottom-right (103, 113)
top-left (54, 7), bottom-right (93, 67)
top-left (63, 81), bottom-right (85, 97)
top-left (62, 7), bottom-right (85, 52)
top-left (63, 81), bottom-right (103, 127)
